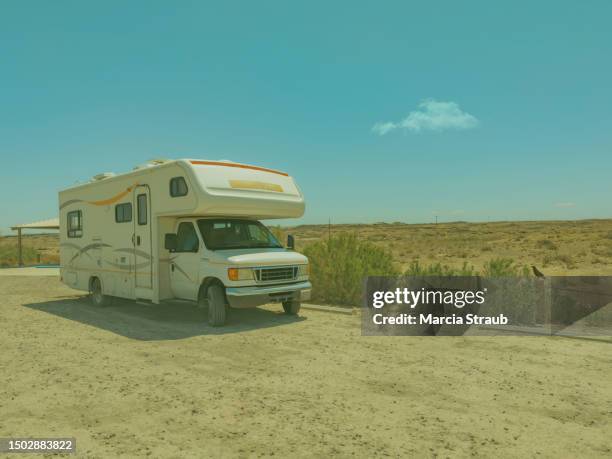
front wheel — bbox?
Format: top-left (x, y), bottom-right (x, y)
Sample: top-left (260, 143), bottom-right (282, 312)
top-left (206, 284), bottom-right (227, 327)
top-left (282, 300), bottom-right (301, 315)
top-left (90, 278), bottom-right (112, 307)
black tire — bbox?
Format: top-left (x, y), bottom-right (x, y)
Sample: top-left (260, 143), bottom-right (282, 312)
top-left (90, 278), bottom-right (111, 307)
top-left (197, 288), bottom-right (209, 309)
top-left (282, 300), bottom-right (301, 315)
top-left (207, 284), bottom-right (227, 327)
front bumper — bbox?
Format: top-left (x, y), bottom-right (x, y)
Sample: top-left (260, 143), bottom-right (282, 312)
top-left (225, 281), bottom-right (312, 309)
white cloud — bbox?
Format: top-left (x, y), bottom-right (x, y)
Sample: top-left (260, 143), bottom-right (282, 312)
top-left (554, 202), bottom-right (575, 208)
top-left (373, 99), bottom-right (479, 135)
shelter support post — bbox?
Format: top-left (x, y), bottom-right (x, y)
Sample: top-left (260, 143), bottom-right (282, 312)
top-left (18, 228), bottom-right (23, 267)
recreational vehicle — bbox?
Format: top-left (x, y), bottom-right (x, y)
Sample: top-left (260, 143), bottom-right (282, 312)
top-left (59, 159), bottom-right (311, 326)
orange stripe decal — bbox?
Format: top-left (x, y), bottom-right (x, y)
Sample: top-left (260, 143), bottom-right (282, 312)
top-left (190, 160), bottom-right (289, 177)
top-left (87, 185), bottom-right (135, 206)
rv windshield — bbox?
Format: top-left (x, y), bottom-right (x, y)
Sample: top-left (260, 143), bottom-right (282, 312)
top-left (197, 219), bottom-right (283, 250)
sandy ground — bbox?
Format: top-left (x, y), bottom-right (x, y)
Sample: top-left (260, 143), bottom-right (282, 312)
top-left (0, 267), bottom-right (59, 276)
top-left (1, 276), bottom-right (611, 458)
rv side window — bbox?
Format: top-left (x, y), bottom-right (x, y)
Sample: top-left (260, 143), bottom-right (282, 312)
top-left (137, 194), bottom-right (147, 225)
top-left (175, 222), bottom-right (199, 253)
top-left (67, 210), bottom-right (83, 238)
top-left (170, 177), bottom-right (188, 197)
top-left (115, 203), bottom-right (132, 223)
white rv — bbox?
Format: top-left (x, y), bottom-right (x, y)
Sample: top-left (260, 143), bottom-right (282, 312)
top-left (59, 159), bottom-right (311, 326)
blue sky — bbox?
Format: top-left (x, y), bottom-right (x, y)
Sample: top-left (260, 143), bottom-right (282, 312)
top-left (1, 1), bottom-right (611, 233)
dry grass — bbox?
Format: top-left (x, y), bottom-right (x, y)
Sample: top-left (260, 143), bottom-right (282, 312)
top-left (0, 233), bottom-right (60, 267)
top-left (290, 219), bottom-right (612, 276)
top-left (3, 219), bottom-right (612, 276)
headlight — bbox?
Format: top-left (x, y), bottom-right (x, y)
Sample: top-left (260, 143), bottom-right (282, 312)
top-left (298, 264), bottom-right (309, 277)
top-left (227, 267), bottom-right (254, 281)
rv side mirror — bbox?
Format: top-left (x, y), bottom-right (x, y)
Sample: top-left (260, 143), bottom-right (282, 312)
top-left (287, 234), bottom-right (295, 250)
top-left (165, 233), bottom-right (177, 252)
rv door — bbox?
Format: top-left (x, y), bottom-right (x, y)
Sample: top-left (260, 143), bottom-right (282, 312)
top-left (169, 220), bottom-right (201, 301)
top-left (134, 186), bottom-right (153, 289)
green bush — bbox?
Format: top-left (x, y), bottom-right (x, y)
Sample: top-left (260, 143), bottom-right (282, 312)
top-left (303, 233), bottom-right (398, 306)
top-left (543, 252), bottom-right (576, 269)
top-left (0, 246), bottom-right (39, 267)
top-left (482, 257), bottom-right (529, 277)
top-left (405, 258), bottom-right (528, 277)
top-left (405, 260), bottom-right (476, 276)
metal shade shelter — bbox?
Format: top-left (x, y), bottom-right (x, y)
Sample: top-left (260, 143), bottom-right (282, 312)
top-left (10, 218), bottom-right (59, 267)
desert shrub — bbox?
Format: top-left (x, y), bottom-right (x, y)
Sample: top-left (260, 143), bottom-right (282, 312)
top-left (0, 246), bottom-right (39, 267)
top-left (482, 257), bottom-right (529, 277)
top-left (455, 261), bottom-right (477, 275)
top-left (542, 254), bottom-right (554, 266)
top-left (405, 260), bottom-right (475, 276)
top-left (405, 259), bottom-right (530, 277)
top-left (43, 253), bottom-right (60, 264)
top-left (303, 232), bottom-right (398, 306)
top-left (543, 252), bottom-right (576, 269)
top-left (556, 254), bottom-right (576, 268)
top-left (591, 245), bottom-right (612, 259)
top-left (536, 239), bottom-right (558, 250)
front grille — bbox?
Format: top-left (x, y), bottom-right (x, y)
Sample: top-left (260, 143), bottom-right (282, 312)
top-left (254, 266), bottom-right (297, 283)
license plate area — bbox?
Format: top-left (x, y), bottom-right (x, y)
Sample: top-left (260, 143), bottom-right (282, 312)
top-left (268, 291), bottom-right (294, 303)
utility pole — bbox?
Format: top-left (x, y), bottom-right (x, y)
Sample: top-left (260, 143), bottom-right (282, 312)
top-left (328, 217), bottom-right (331, 241)
top-left (435, 216), bottom-right (438, 225)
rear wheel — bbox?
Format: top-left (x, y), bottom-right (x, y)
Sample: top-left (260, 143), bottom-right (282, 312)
top-left (206, 284), bottom-right (227, 327)
top-left (90, 278), bottom-right (111, 307)
top-left (282, 300), bottom-right (301, 315)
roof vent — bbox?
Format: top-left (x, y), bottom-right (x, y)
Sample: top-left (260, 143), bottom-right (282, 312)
top-left (92, 172), bottom-right (115, 181)
top-left (133, 158), bottom-right (171, 170)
